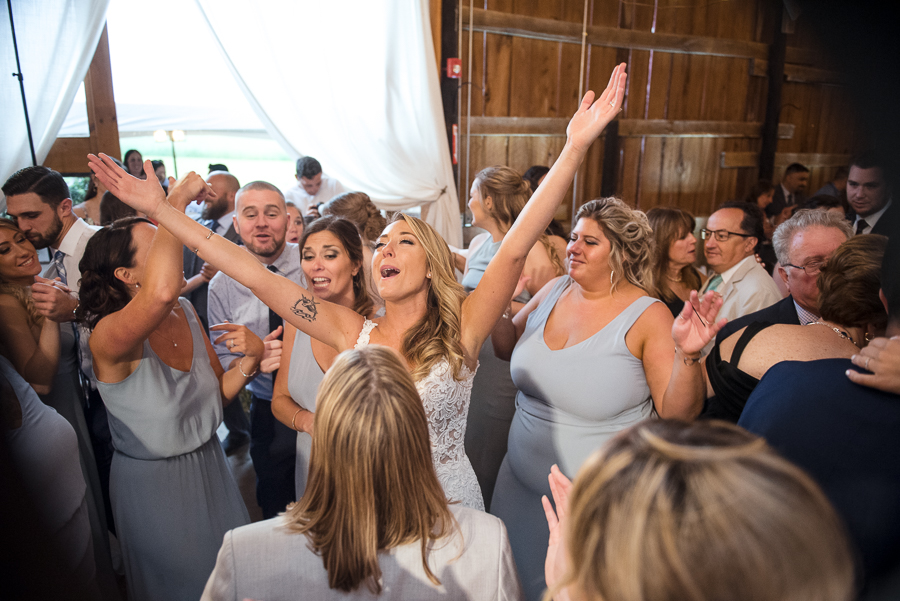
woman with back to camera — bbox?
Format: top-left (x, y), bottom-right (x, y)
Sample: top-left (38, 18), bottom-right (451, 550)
top-left (647, 207), bottom-right (702, 317)
top-left (76, 174), bottom-right (264, 601)
top-left (462, 165), bottom-right (566, 511)
top-left (685, 233), bottom-right (887, 424)
top-left (320, 191), bottom-right (387, 311)
top-left (271, 216), bottom-right (376, 498)
top-left (490, 196), bottom-right (723, 600)
top-left (89, 62), bottom-right (633, 512)
top-left (203, 346), bottom-right (523, 600)
top-left (542, 420), bottom-right (854, 601)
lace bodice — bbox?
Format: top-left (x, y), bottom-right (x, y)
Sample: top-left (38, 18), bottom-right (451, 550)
top-left (355, 320), bottom-right (484, 510)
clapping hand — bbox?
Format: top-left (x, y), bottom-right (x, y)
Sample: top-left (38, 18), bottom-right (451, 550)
top-left (566, 63), bottom-right (627, 153)
top-left (542, 464), bottom-right (574, 601)
top-left (672, 290), bottom-right (727, 356)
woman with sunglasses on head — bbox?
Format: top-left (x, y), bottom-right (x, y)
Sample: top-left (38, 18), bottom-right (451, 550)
top-left (90, 64), bottom-right (634, 514)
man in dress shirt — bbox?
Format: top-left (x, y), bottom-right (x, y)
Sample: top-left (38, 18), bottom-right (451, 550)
top-left (846, 152), bottom-right (896, 237)
top-left (766, 162), bottom-right (810, 220)
top-left (207, 181), bottom-right (304, 519)
top-left (700, 202), bottom-right (781, 353)
top-left (2, 166), bottom-right (115, 537)
top-left (283, 156), bottom-right (346, 217)
top-left (181, 170), bottom-right (251, 455)
top-left (716, 209), bottom-right (852, 341)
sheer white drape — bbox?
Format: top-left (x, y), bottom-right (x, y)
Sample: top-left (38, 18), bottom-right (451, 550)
top-left (193, 0), bottom-right (461, 246)
top-left (0, 0), bottom-right (110, 207)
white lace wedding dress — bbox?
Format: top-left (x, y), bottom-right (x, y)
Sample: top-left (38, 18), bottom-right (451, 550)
top-left (355, 320), bottom-right (485, 510)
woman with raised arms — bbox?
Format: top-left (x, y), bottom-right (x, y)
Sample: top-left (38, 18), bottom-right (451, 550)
top-left (89, 63), bottom-right (631, 511)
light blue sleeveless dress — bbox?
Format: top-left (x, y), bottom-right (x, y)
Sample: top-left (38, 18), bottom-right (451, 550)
top-left (491, 276), bottom-right (657, 601)
top-left (461, 236), bottom-right (530, 511)
top-left (286, 328), bottom-right (325, 499)
top-left (96, 298), bottom-right (250, 601)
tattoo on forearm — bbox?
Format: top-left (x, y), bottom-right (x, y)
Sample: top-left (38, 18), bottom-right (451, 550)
top-left (291, 295), bottom-right (319, 322)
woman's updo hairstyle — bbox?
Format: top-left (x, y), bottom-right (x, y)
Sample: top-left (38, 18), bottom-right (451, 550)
top-left (817, 233), bottom-right (887, 330)
top-left (472, 166), bottom-right (532, 233)
top-left (320, 192), bottom-right (387, 244)
top-left (574, 198), bottom-right (654, 292)
top-left (76, 217), bottom-right (153, 329)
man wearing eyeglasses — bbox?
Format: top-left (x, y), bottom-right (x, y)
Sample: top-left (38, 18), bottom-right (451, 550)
top-left (699, 202), bottom-right (781, 351)
top-left (714, 209), bottom-right (853, 343)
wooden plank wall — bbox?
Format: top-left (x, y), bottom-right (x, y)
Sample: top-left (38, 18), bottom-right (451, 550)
top-left (458, 0), bottom-right (864, 222)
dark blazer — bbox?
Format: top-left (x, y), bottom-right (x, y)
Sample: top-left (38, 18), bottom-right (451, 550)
top-left (715, 295), bottom-right (799, 344)
top-left (182, 219), bottom-right (240, 330)
top-left (766, 186), bottom-right (804, 218)
top-left (740, 359), bottom-right (900, 585)
top-left (849, 201), bottom-right (899, 237)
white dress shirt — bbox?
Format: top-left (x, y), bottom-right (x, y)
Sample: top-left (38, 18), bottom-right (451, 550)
top-left (284, 174), bottom-right (347, 213)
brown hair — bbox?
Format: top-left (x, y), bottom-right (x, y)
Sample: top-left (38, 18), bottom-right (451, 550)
top-left (646, 207), bottom-right (702, 303)
top-left (321, 192), bottom-right (387, 244)
top-left (386, 213), bottom-right (469, 381)
top-left (474, 166), bottom-right (565, 276)
top-left (76, 217), bottom-right (154, 329)
top-left (574, 198), bottom-right (653, 292)
top-left (299, 216), bottom-right (373, 318)
top-left (0, 218), bottom-right (43, 327)
top-left (550, 420), bottom-right (854, 601)
top-left (284, 346), bottom-right (456, 593)
top-left (817, 234), bottom-right (887, 330)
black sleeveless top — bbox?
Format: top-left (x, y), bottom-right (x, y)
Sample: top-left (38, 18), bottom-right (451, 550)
top-left (701, 321), bottom-right (775, 423)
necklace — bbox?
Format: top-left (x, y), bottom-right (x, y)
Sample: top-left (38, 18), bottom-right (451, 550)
top-left (151, 330), bottom-right (178, 347)
top-left (666, 273), bottom-right (683, 283)
top-left (807, 321), bottom-right (856, 346)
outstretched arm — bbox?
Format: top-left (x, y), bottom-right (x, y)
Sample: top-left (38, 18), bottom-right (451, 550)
top-left (461, 63), bottom-right (628, 357)
top-left (88, 155), bottom-right (365, 352)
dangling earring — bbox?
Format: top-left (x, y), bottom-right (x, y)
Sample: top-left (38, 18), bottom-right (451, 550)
top-left (610, 270), bottom-right (614, 285)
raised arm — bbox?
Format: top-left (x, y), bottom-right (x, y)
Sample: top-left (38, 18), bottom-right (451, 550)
top-left (461, 63), bottom-right (627, 356)
top-left (88, 155), bottom-right (364, 352)
top-left (89, 171), bottom-right (211, 365)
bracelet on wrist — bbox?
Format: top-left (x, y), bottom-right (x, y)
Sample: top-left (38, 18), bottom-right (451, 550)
top-left (238, 356), bottom-right (259, 378)
top-left (502, 303), bottom-right (513, 320)
top-left (291, 408), bottom-right (302, 432)
top-left (677, 348), bottom-right (702, 366)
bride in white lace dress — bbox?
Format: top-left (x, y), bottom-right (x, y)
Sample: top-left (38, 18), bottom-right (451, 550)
top-left (89, 63), bottom-right (629, 511)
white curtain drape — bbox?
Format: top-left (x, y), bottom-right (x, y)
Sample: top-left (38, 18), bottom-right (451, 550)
top-left (193, 0), bottom-right (461, 246)
top-left (0, 0), bottom-right (110, 209)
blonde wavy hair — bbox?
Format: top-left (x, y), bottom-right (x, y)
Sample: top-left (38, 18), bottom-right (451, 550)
top-left (0, 218), bottom-right (43, 328)
top-left (548, 420), bottom-right (854, 601)
top-left (475, 166), bottom-right (565, 276)
top-left (387, 212), bottom-right (468, 381)
top-left (284, 346), bottom-right (456, 593)
top-left (574, 198), bottom-right (653, 292)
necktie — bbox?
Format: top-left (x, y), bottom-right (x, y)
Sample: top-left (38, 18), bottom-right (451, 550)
top-left (266, 265), bottom-right (284, 378)
top-left (787, 193), bottom-right (794, 207)
top-left (53, 250), bottom-right (68, 286)
top-left (855, 219), bottom-right (869, 236)
top-left (705, 274), bottom-right (723, 293)
top-left (208, 219), bottom-right (220, 233)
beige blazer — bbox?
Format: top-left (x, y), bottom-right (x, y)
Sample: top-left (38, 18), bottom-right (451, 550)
top-left (201, 505), bottom-right (524, 601)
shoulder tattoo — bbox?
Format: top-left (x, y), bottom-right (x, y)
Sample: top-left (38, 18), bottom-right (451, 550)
top-left (291, 295), bottom-right (319, 322)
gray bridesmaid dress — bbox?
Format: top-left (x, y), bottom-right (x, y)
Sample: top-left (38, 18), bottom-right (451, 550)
top-left (491, 276), bottom-right (657, 601)
top-left (461, 237), bottom-right (530, 511)
top-left (96, 298), bottom-right (249, 601)
top-left (286, 328), bottom-right (324, 499)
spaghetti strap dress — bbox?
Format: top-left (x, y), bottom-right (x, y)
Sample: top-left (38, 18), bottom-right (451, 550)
top-left (96, 298), bottom-right (250, 601)
top-left (491, 276), bottom-right (658, 601)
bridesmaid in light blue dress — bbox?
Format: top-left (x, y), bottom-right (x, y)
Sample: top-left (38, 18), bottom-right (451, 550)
top-left (490, 198), bottom-right (719, 601)
top-left (77, 172), bottom-right (266, 601)
top-left (461, 166), bottom-right (565, 511)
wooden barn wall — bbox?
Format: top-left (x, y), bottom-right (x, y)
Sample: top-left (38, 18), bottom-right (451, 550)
top-left (457, 0), bottom-right (864, 222)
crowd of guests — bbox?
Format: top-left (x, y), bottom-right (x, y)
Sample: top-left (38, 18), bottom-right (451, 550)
top-left (2, 62), bottom-right (899, 601)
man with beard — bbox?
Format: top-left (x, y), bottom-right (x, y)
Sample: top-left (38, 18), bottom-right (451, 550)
top-left (207, 181), bottom-right (304, 518)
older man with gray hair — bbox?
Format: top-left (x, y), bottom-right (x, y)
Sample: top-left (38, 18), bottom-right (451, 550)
top-left (715, 209), bottom-right (853, 342)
